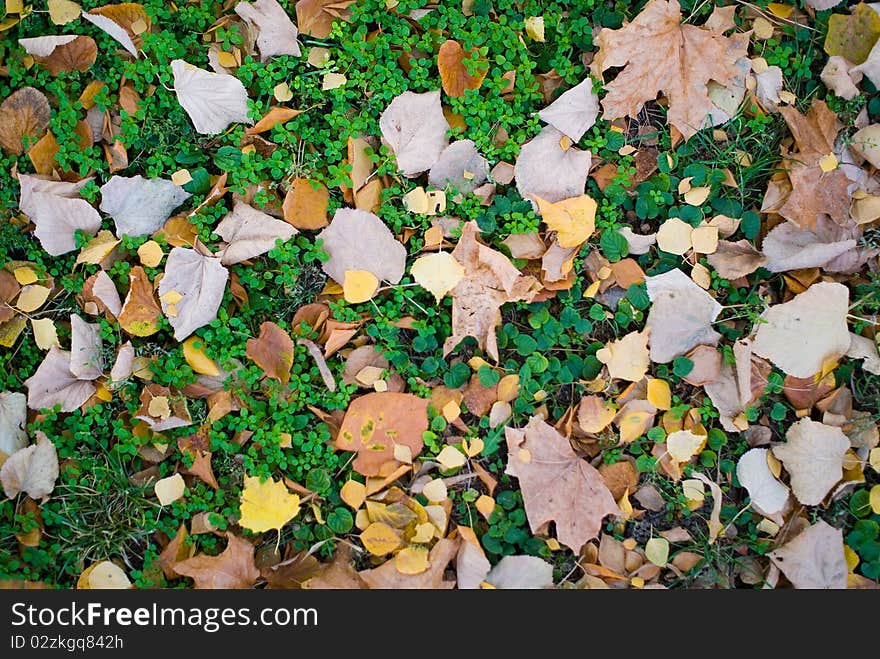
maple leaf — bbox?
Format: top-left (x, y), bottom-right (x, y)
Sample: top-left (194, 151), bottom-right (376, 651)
top-left (0, 87), bottom-right (50, 155)
top-left (235, 0), bottom-right (300, 60)
top-left (505, 416), bottom-right (620, 552)
top-left (358, 538), bottom-right (459, 589)
top-left (215, 201), bottom-right (298, 265)
top-left (336, 392), bottom-right (429, 477)
top-left (437, 40), bottom-right (488, 98)
top-left (171, 60), bottom-right (253, 135)
top-left (772, 419), bottom-right (849, 506)
top-left (246, 321), bottom-right (294, 384)
top-left (158, 247), bottom-right (229, 341)
top-left (443, 221), bottom-right (540, 362)
top-left (24, 347), bottom-right (96, 413)
top-left (0, 432), bottom-right (58, 500)
top-left (593, 0), bottom-right (748, 140)
top-left (379, 90), bottom-right (449, 177)
top-left (316, 208), bottom-right (406, 285)
top-left (174, 533), bottom-right (260, 589)
top-left (238, 475), bottom-right (301, 533)
top-left (0, 392), bottom-right (27, 457)
top-left (769, 520), bottom-right (847, 589)
top-left (99, 175), bottom-right (191, 237)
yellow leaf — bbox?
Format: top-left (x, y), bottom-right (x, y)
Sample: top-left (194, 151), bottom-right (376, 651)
top-left (463, 436), bottom-right (484, 457)
top-left (645, 537), bottom-right (669, 567)
top-left (154, 473), bottom-right (186, 506)
top-left (360, 521), bottom-right (402, 556)
top-left (5, 0), bottom-right (23, 13)
top-left (13, 266), bottom-right (38, 285)
top-left (524, 16), bottom-right (545, 41)
top-left (16, 284), bottom-right (50, 312)
top-left (395, 546), bottom-right (429, 575)
top-left (411, 252), bottom-right (465, 303)
top-left (340, 479), bottom-right (366, 510)
top-left (147, 396), bottom-right (171, 419)
top-left (871, 484), bottom-right (880, 515)
top-left (618, 489), bottom-right (633, 520)
top-left (475, 494), bottom-right (495, 520)
top-left (596, 329), bottom-right (650, 382)
top-left (342, 269), bottom-right (379, 303)
top-left (422, 478), bottom-right (448, 502)
top-left (238, 475), bottom-right (301, 533)
top-left (217, 50), bottom-right (237, 68)
top-left (441, 399), bottom-right (460, 422)
top-left (410, 522), bottom-right (435, 543)
top-left (76, 230), bottom-right (120, 265)
top-left (683, 186), bottom-right (711, 206)
top-left (183, 336), bottom-right (219, 376)
top-left (647, 379), bottom-right (671, 410)
top-left (436, 445), bottom-right (466, 470)
top-left (870, 447), bottom-right (880, 472)
top-left (137, 240), bottom-right (164, 268)
top-left (819, 154), bottom-right (838, 173)
top-left (403, 187), bottom-right (429, 214)
top-left (767, 3), bottom-right (793, 19)
top-left (617, 407), bottom-right (654, 443)
top-left (31, 318), bottom-right (59, 350)
top-left (667, 429), bottom-right (706, 462)
top-left (844, 545), bottom-right (860, 572)
top-left (48, 0), bottom-right (81, 25)
top-left (656, 217), bottom-right (693, 255)
top-left (536, 195), bottom-right (597, 248)
top-left (752, 16), bottom-right (773, 40)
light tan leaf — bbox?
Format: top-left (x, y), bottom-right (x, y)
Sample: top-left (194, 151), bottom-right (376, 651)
top-left (515, 125), bottom-right (591, 206)
top-left (295, 0), bottom-right (354, 39)
top-left (410, 251), bottom-right (465, 303)
top-left (537, 78), bottom-right (600, 142)
top-left (358, 537), bottom-right (458, 589)
top-left (246, 321), bottom-right (294, 384)
top-left (615, 400), bottom-right (657, 444)
top-left (577, 395), bottom-right (616, 433)
top-left (83, 3), bottom-right (150, 57)
top-left (317, 208), bottom-right (406, 285)
top-left (428, 140), bottom-right (489, 194)
top-left (235, 0), bottom-right (300, 60)
top-left (69, 315), bottom-right (103, 381)
top-left (593, 0), bottom-right (748, 140)
top-left (47, 0), bottom-right (81, 25)
top-left (215, 201), bottom-right (297, 265)
top-left (656, 217), bottom-right (693, 255)
top-left (505, 416), bottom-right (620, 551)
top-left (443, 221), bottom-right (540, 362)
top-left (20, 35), bottom-right (97, 76)
top-left (486, 555), bottom-right (554, 589)
top-left (0, 392), bottom-right (27, 457)
top-left (761, 221), bottom-right (856, 273)
top-left (847, 332), bottom-right (880, 375)
top-left (24, 347), bottom-right (95, 412)
top-left (0, 432), bottom-right (58, 499)
top-left (158, 247), bottom-right (229, 341)
top-left (155, 473), bottom-right (186, 506)
top-left (174, 533), bottom-right (260, 589)
top-left (100, 175), bottom-right (191, 237)
top-left (438, 40), bottom-right (488, 97)
top-left (773, 418), bottom-right (849, 506)
top-left (18, 174), bottom-right (101, 256)
top-left (666, 429), bottom-right (706, 462)
top-left (302, 544), bottom-right (365, 589)
top-left (821, 56), bottom-right (861, 101)
top-left (0, 87), bottom-right (50, 155)
top-left (335, 392), bottom-right (429, 477)
top-left (751, 282), bottom-right (850, 378)
top-left (768, 520), bottom-right (847, 589)
top-left (379, 90), bottom-right (449, 177)
top-left (706, 239), bottom-right (767, 279)
top-left (171, 60), bottom-right (253, 135)
top-left (456, 526), bottom-right (491, 589)
top-left (596, 329), bottom-right (650, 382)
top-left (645, 268), bottom-right (722, 363)
top-left (736, 448), bottom-right (789, 516)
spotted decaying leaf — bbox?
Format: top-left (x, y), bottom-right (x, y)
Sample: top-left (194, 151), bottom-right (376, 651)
top-left (0, 87), bottom-right (51, 155)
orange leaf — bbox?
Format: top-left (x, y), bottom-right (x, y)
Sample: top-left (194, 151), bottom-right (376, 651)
top-left (246, 321), bottom-right (294, 384)
top-left (437, 40), bottom-right (488, 98)
top-left (246, 106), bottom-right (304, 135)
top-left (283, 178), bottom-right (329, 229)
top-left (118, 266), bottom-right (162, 337)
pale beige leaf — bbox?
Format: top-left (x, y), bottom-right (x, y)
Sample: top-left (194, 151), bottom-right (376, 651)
top-left (847, 332), bottom-right (880, 375)
top-left (235, 0), bottom-right (300, 60)
top-left (596, 329), bottom-right (649, 382)
top-left (850, 124), bottom-right (880, 169)
top-left (0, 432), bottom-right (58, 499)
top-left (515, 126), bottom-right (591, 206)
top-left (537, 78), bottom-right (600, 142)
top-left (666, 429), bottom-right (706, 463)
top-left (754, 65), bottom-right (783, 111)
top-left (505, 416), bottom-right (620, 551)
top-left (317, 208), bottom-right (406, 284)
top-left (158, 247), bottom-right (229, 341)
top-left (645, 268), bottom-right (722, 363)
top-left (215, 201), bottom-right (297, 265)
top-left (736, 448), bottom-right (789, 516)
top-left (821, 56), bottom-right (861, 101)
top-left (619, 227), bottom-right (656, 255)
top-left (32, 318), bottom-right (58, 350)
top-left (69, 314), bottom-right (103, 381)
top-left (171, 60), bottom-right (253, 135)
top-left (773, 419), bottom-right (849, 506)
top-left (706, 239), bottom-right (767, 279)
top-left (82, 10), bottom-right (138, 56)
top-left (751, 282), bottom-right (850, 378)
top-left (486, 555), bottom-right (554, 589)
top-left (761, 222), bottom-right (856, 273)
top-left (455, 527), bottom-right (491, 589)
top-left (18, 35), bottom-right (77, 57)
top-left (109, 341), bottom-right (135, 385)
top-left (24, 347), bottom-right (96, 412)
top-left (90, 270), bottom-right (122, 318)
top-left (428, 140), bottom-right (489, 194)
top-left (0, 392), bottom-right (28, 457)
top-left (100, 175), bottom-right (191, 237)
top-left (769, 520), bottom-right (847, 589)
top-left (18, 174), bottom-right (101, 256)
top-left (379, 90), bottom-right (449, 177)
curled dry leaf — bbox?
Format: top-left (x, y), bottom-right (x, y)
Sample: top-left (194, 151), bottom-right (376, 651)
top-left (24, 347), bottom-right (96, 413)
top-left (215, 201), bottom-right (298, 265)
top-left (100, 175), bottom-right (191, 237)
top-left (18, 175), bottom-right (101, 256)
top-left (158, 247), bottom-right (229, 341)
top-left (379, 90), bottom-right (449, 177)
top-left (773, 418), bottom-right (849, 506)
top-left (768, 520), bottom-right (847, 589)
top-left (174, 533), bottom-right (260, 589)
top-left (437, 40), bottom-right (488, 98)
top-left (751, 282), bottom-right (850, 378)
top-left (0, 87), bottom-right (50, 155)
top-left (335, 392), bottom-right (429, 477)
top-left (505, 416), bottom-right (620, 552)
top-left (736, 448), bottom-right (789, 516)
top-left (537, 77), bottom-right (600, 142)
top-left (317, 208), bottom-right (406, 285)
top-left (118, 266), bottom-right (162, 337)
top-left (171, 60), bottom-right (253, 135)
top-left (83, 3), bottom-right (151, 57)
top-left (0, 432), bottom-right (59, 500)
top-left (20, 35), bottom-right (98, 76)
top-left (0, 392), bottom-right (27, 457)
top-left (235, 0), bottom-right (300, 60)
top-left (515, 125), bottom-right (591, 206)
top-left (246, 321), bottom-right (294, 384)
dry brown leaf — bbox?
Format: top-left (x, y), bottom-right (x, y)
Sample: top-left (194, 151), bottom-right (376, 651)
top-left (235, 0), bottom-right (300, 60)
top-left (283, 178), bottom-right (329, 230)
top-left (443, 221), bottom-right (540, 362)
top-left (358, 538), bottom-right (458, 589)
top-left (158, 247), bottom-right (228, 341)
top-left (593, 0), bottom-right (748, 140)
top-left (772, 418), bottom-right (849, 506)
top-left (437, 40), bottom-right (488, 98)
top-left (1, 432), bottom-right (58, 500)
top-left (0, 87), bottom-right (50, 155)
top-left (379, 90), bottom-right (449, 177)
top-left (246, 321), bottom-right (294, 384)
top-left (24, 347), bottom-right (96, 412)
top-left (505, 416), bottom-right (620, 551)
top-left (295, 0), bottom-right (353, 39)
top-left (118, 266), bottom-right (162, 337)
top-left (174, 533), bottom-right (260, 589)
top-left (21, 35), bottom-right (97, 76)
top-left (515, 125), bottom-right (591, 206)
top-left (768, 520), bottom-right (847, 589)
top-left (335, 392), bottom-right (429, 477)
top-left (707, 239), bottom-right (768, 279)
top-left (303, 544), bottom-right (365, 589)
top-left (317, 208), bottom-right (406, 285)
top-left (215, 201), bottom-right (297, 265)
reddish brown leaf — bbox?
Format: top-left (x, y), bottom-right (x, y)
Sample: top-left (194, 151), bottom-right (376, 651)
top-left (173, 533), bottom-right (260, 589)
top-left (0, 87), bottom-right (50, 155)
top-left (438, 40), bottom-right (488, 98)
top-left (246, 321), bottom-right (294, 384)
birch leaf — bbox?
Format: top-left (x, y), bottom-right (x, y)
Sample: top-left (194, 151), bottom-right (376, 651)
top-left (428, 140), bottom-right (489, 194)
top-left (773, 419), bottom-right (849, 506)
top-left (235, 0), bottom-right (301, 60)
top-left (18, 174), bottom-right (101, 256)
top-left (171, 60), bottom-right (253, 135)
top-left (83, 3), bottom-right (151, 57)
top-left (537, 78), bottom-right (600, 142)
top-left (158, 247), bottom-right (229, 341)
top-left (24, 347), bottom-right (95, 413)
top-left (379, 90), bottom-right (449, 177)
top-left (215, 201), bottom-right (297, 265)
top-left (100, 175), bottom-right (191, 237)
top-left (0, 87), bottom-right (50, 155)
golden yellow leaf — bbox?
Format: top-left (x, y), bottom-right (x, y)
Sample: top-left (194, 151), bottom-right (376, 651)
top-left (870, 484), bottom-right (880, 515)
top-left (818, 154), bottom-right (838, 172)
top-left (155, 473), bottom-right (185, 506)
top-left (844, 545), bottom-right (859, 572)
top-left (343, 269), bottom-right (379, 304)
top-left (476, 494), bottom-right (495, 520)
top-left (870, 447), bottom-right (880, 472)
top-left (31, 318), bottom-right (59, 350)
top-left (13, 266), bottom-right (38, 285)
top-left (182, 336), bottom-right (219, 376)
top-left (16, 284), bottom-right (50, 312)
top-left (137, 240), bottom-right (164, 268)
top-left (645, 537), bottom-right (669, 567)
top-left (436, 445), bottom-right (467, 470)
top-left (647, 379), bottom-right (671, 410)
top-left (616, 404), bottom-right (655, 443)
top-left (463, 437), bottom-right (484, 457)
top-left (340, 479), bottom-right (366, 510)
top-left (76, 230), bottom-right (120, 265)
top-left (411, 522), bottom-right (435, 543)
top-left (524, 16), bottom-right (545, 41)
top-left (238, 475), bottom-right (301, 534)
top-left (536, 195), bottom-right (597, 248)
top-left (411, 252), bottom-right (465, 303)
top-left (217, 50), bottom-right (237, 68)
top-left (360, 521), bottom-right (402, 556)
top-left (78, 561), bottom-right (131, 589)
top-left (395, 546), bottom-right (429, 575)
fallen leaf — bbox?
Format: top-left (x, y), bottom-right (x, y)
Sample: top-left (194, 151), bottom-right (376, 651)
top-left (303, 544), bottom-right (365, 589)
top-left (645, 268), bottom-right (722, 363)
top-left (443, 222), bottom-right (540, 362)
top-left (360, 522), bottom-right (402, 556)
top-left (769, 520), bottom-right (847, 589)
top-left (174, 533), bottom-right (260, 589)
top-left (155, 473), bottom-right (186, 506)
top-left (537, 78), bottom-right (600, 142)
top-left (215, 201), bottom-right (297, 265)
top-left (20, 35), bottom-right (97, 76)
top-left (761, 221), bottom-right (856, 273)
top-left (0, 392), bottom-right (27, 457)
top-left (0, 432), bottom-right (58, 499)
top-left (235, 0), bottom-right (301, 60)
top-left (100, 175), bottom-right (191, 237)
top-left (24, 347), bottom-right (96, 412)
top-left (239, 475), bottom-right (301, 533)
top-left (83, 3), bottom-right (150, 57)
top-left (336, 392), bottom-right (429, 477)
top-left (666, 429), bottom-right (706, 463)
top-left (0, 87), bottom-right (50, 155)
top-left (821, 56), bottom-right (862, 101)
top-left (171, 60), bottom-right (253, 135)
top-left (736, 448), bottom-right (789, 516)
top-left (596, 330), bottom-right (650, 382)
top-left (79, 561), bottom-right (132, 589)
top-left (158, 247), bottom-right (229, 341)
top-left (246, 106), bottom-right (303, 135)
top-left (578, 395), bottom-right (617, 434)
top-left (358, 537), bottom-right (458, 589)
top-left (342, 270), bottom-right (379, 303)
top-left (410, 252), bottom-right (465, 303)
top-left (506, 416), bottom-right (620, 551)
top-left (379, 90), bottom-right (449, 177)
top-left (773, 418), bottom-right (849, 506)
top-left (536, 194), bottom-right (597, 248)
top-left (656, 217), bottom-right (693, 255)
top-left (438, 40), bottom-right (488, 97)
top-left (118, 266), bottom-right (162, 337)
top-left (283, 178), bottom-right (329, 230)
top-left (137, 240), bottom-right (164, 268)
top-left (69, 315), bottom-right (103, 381)
top-left (593, 0), bottom-right (748, 140)
top-left (645, 537), bottom-right (669, 567)
top-left (824, 3), bottom-right (880, 65)
top-left (706, 239), bottom-right (767, 278)
top-left (515, 126), bottom-right (591, 206)
top-left (486, 555), bottom-right (554, 589)
top-left (246, 321), bottom-right (294, 384)
top-left (428, 140), bottom-right (489, 194)
top-left (47, 0), bottom-right (81, 25)
top-left (317, 208), bottom-right (406, 285)
top-left (751, 281), bottom-right (850, 378)
top-left (295, 0), bottom-right (354, 39)
top-left (18, 174), bottom-right (102, 256)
